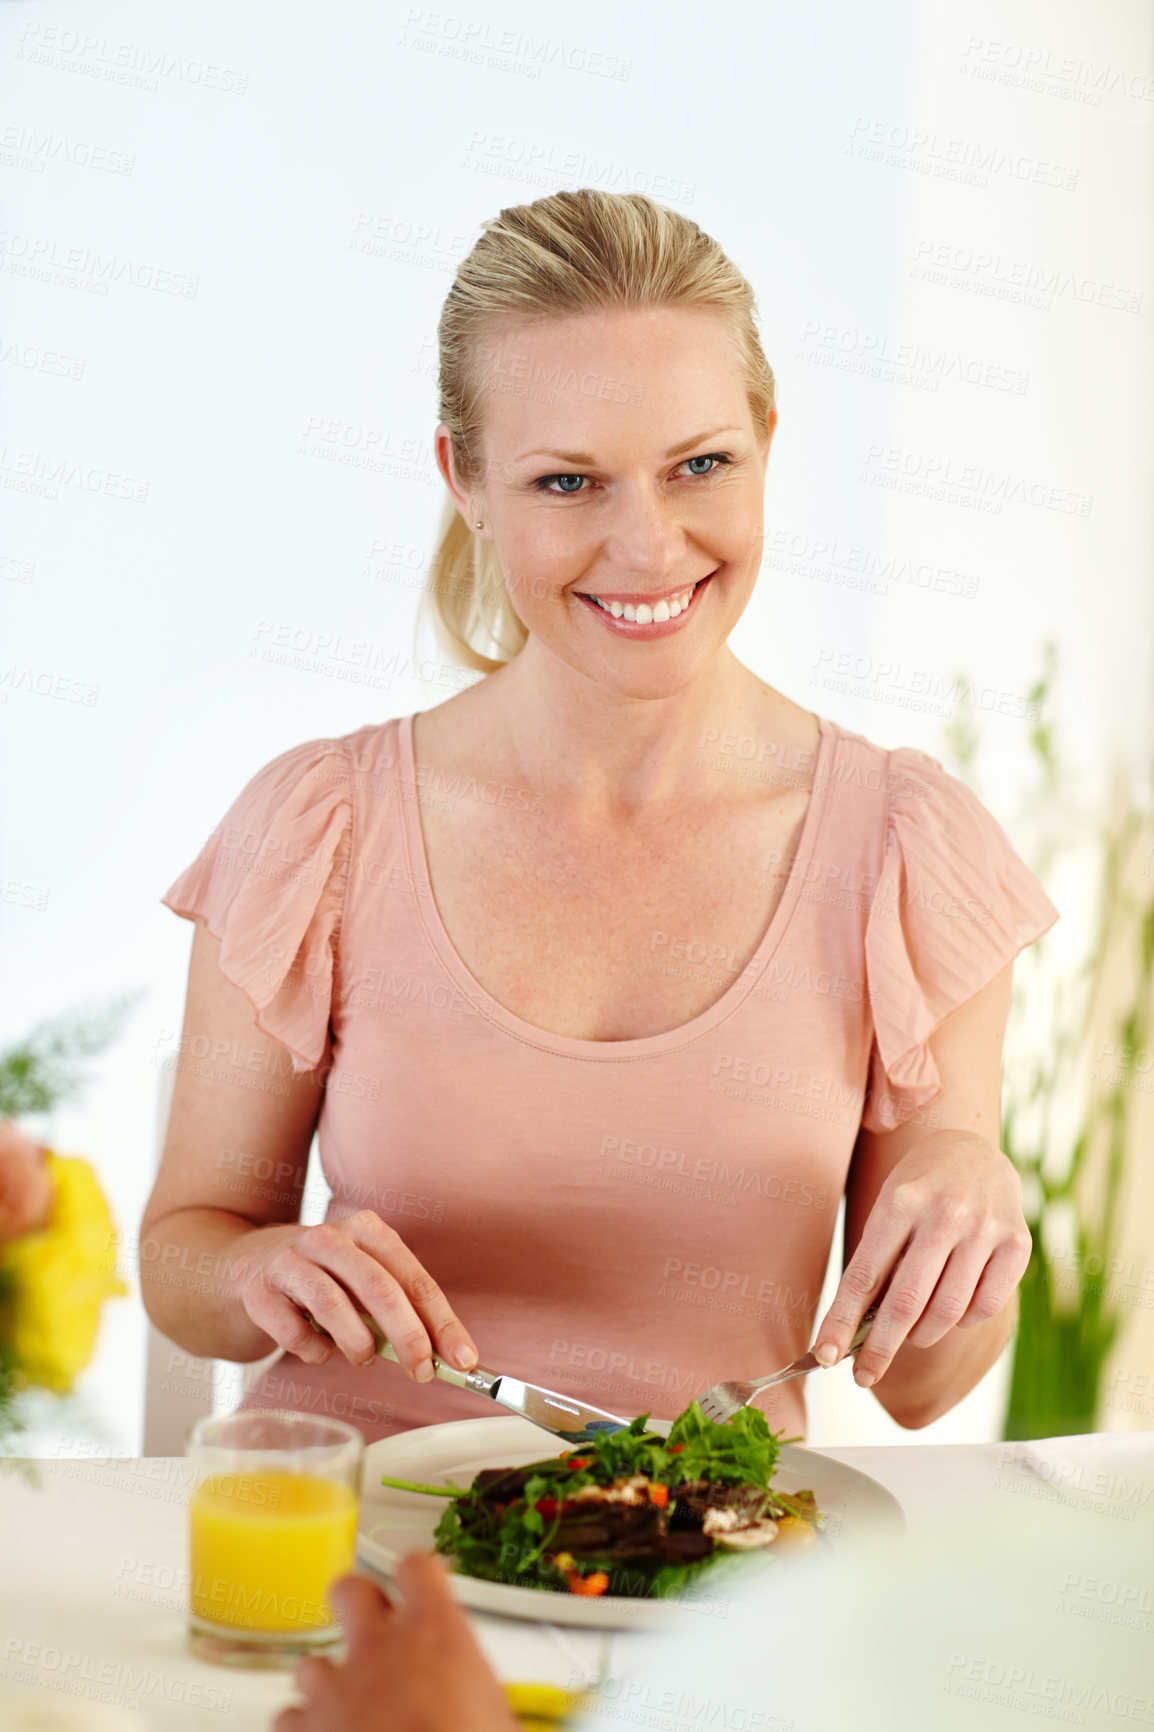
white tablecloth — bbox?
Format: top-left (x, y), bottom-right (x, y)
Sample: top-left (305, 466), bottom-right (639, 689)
top-left (0, 1433), bottom-right (1150, 1729)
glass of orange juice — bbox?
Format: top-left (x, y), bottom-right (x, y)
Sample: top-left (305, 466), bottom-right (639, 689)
top-left (185, 1408), bottom-right (364, 1668)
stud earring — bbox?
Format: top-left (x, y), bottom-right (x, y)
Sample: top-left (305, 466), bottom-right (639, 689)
top-left (475, 520), bottom-right (483, 529)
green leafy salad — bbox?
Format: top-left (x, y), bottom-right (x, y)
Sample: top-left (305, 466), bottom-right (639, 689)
top-left (379, 1401), bottom-right (822, 1600)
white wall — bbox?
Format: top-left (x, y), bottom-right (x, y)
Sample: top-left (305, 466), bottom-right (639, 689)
top-left (2, 0), bottom-right (1149, 1454)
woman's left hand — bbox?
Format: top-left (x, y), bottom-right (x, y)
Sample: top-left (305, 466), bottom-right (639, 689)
top-left (811, 1131), bottom-right (1033, 1386)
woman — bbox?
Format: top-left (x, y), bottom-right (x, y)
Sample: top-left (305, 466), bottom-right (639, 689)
top-left (141, 188), bottom-right (1057, 1446)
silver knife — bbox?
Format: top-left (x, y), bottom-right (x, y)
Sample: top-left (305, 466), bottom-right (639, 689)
top-left (300, 1306), bottom-right (632, 1446)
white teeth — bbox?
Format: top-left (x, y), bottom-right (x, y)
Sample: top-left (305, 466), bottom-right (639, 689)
top-left (589, 583), bottom-right (696, 623)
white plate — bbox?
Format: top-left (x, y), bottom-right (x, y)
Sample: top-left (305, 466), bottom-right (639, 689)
top-left (357, 1415), bottom-right (905, 1630)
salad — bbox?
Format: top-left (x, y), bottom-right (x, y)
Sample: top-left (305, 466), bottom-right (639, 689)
top-left (379, 1401), bottom-right (822, 1600)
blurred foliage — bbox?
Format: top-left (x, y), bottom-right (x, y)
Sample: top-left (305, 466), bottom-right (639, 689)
top-left (0, 990), bottom-right (143, 1118)
top-left (939, 639), bottom-right (1151, 1438)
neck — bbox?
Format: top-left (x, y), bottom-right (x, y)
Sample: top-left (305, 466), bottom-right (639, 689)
top-left (471, 641), bottom-right (800, 818)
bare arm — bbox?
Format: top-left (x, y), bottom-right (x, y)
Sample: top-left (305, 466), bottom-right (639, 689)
top-left (814, 960), bottom-right (1031, 1428)
top-left (141, 921), bottom-right (328, 1359)
top-left (140, 922), bottom-right (478, 1376)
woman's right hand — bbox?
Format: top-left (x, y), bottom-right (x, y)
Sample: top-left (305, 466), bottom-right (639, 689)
top-left (237, 1210), bottom-right (478, 1381)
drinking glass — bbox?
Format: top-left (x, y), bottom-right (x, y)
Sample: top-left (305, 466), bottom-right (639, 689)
top-left (186, 1408), bottom-right (364, 1668)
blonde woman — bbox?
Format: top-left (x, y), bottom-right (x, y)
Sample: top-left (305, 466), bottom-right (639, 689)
top-left (141, 189), bottom-right (1058, 1450)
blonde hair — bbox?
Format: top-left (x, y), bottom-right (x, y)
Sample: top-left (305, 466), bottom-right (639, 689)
top-left (418, 188), bottom-right (777, 675)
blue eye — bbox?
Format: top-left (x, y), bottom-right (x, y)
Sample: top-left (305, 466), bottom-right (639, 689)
top-left (682, 453), bottom-right (731, 477)
top-left (532, 453), bottom-right (733, 495)
top-left (534, 473), bottom-right (587, 494)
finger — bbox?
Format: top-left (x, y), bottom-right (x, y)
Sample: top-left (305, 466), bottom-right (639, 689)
top-left (956, 1240), bottom-right (1029, 1327)
top-left (343, 1212), bottom-right (480, 1373)
top-left (300, 1213), bottom-right (478, 1375)
top-left (904, 1240), bottom-right (994, 1348)
top-left (850, 1237), bottom-right (954, 1386)
top-left (394, 1548), bottom-right (458, 1618)
top-left (329, 1570), bottom-right (393, 1617)
top-left (276, 1251), bottom-right (390, 1368)
top-left (291, 1653), bottom-right (335, 1698)
top-left (272, 1709), bottom-right (307, 1731)
top-left (812, 1217), bottom-right (910, 1365)
top-left (242, 1271), bottom-right (336, 1366)
top-left (326, 1572), bottom-right (396, 1658)
top-left (281, 1228), bottom-right (439, 1377)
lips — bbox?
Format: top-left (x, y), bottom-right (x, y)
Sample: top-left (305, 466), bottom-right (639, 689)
top-left (574, 571), bottom-right (716, 634)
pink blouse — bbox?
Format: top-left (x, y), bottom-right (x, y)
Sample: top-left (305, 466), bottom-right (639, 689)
top-left (160, 711), bottom-right (1059, 1445)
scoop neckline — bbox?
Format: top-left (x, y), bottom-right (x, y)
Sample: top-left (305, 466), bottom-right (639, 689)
top-left (397, 708), bottom-right (835, 1061)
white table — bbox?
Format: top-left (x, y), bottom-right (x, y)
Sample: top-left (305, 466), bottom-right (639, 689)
top-left (0, 1434), bottom-right (1151, 1730)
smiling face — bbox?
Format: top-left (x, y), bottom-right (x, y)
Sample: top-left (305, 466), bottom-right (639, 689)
top-left (436, 305), bottom-right (776, 701)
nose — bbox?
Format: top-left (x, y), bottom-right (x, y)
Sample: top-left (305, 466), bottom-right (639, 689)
top-left (599, 483), bottom-right (688, 582)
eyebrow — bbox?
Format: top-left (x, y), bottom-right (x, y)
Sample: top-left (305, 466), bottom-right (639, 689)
top-left (514, 426), bottom-right (744, 466)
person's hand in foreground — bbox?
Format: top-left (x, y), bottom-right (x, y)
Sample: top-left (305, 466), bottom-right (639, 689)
top-left (272, 1553), bottom-right (520, 1732)
top-left (0, 1117), bottom-right (53, 1242)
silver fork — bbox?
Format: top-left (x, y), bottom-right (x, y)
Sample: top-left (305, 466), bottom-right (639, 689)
top-left (694, 1307), bottom-right (880, 1424)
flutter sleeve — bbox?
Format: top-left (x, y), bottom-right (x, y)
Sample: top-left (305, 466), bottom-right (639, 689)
top-left (861, 745), bottom-right (1060, 1134)
top-left (160, 736), bottom-right (353, 1074)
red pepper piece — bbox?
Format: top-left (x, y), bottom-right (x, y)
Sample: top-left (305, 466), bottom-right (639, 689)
top-left (564, 1569), bottom-right (610, 1597)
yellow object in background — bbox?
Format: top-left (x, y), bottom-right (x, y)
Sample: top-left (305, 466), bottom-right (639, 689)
top-left (189, 1470), bottom-right (358, 1632)
top-left (503, 1681), bottom-right (588, 1725)
top-left (0, 1151), bottom-right (129, 1394)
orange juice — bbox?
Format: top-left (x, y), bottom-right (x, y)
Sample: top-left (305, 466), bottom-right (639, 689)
top-left (189, 1470), bottom-right (358, 1632)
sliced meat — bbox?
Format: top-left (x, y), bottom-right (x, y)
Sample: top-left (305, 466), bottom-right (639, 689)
top-left (552, 1500), bottom-right (665, 1558)
top-left (473, 1466), bottom-right (536, 1502)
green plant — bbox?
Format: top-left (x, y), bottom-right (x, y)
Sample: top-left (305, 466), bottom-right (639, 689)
top-left (0, 991), bottom-right (142, 1118)
top-left (938, 642), bottom-right (1153, 1439)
